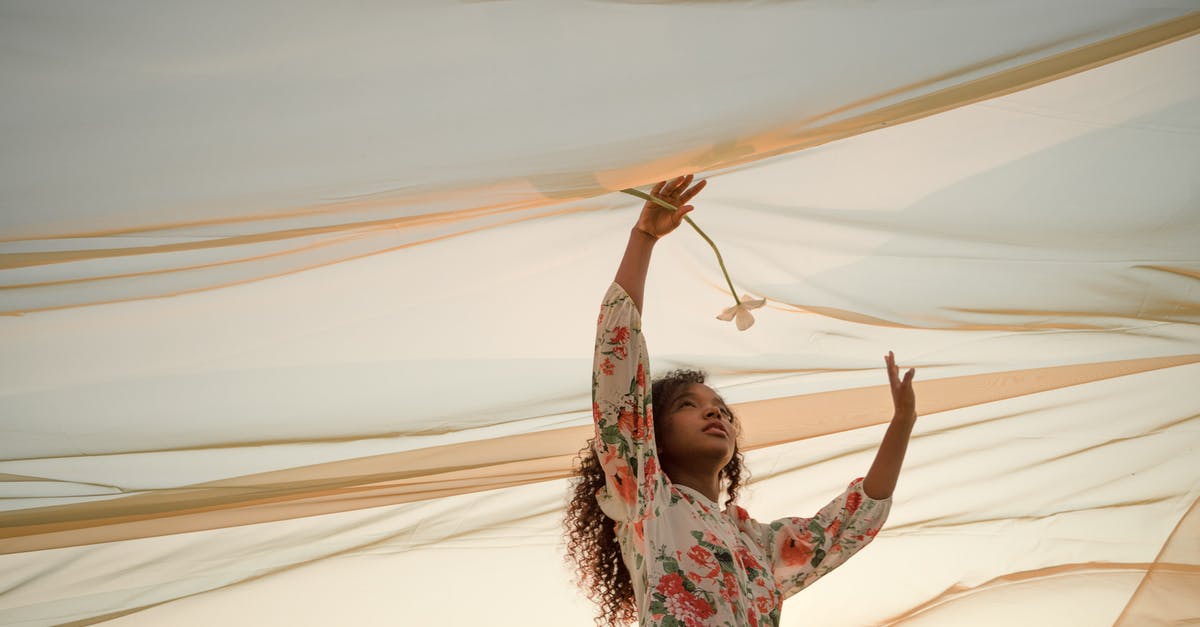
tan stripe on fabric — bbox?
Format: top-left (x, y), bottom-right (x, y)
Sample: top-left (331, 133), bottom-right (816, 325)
top-left (1112, 494), bottom-right (1200, 626)
top-left (3, 14), bottom-right (1195, 317)
top-left (698, 12), bottom-right (1200, 169)
top-left (1, 354), bottom-right (1195, 555)
top-left (882, 561), bottom-right (1200, 625)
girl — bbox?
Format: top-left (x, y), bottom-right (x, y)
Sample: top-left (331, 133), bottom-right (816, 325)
top-left (565, 174), bottom-right (917, 627)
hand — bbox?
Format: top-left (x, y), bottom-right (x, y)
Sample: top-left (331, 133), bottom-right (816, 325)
top-left (634, 174), bottom-right (707, 239)
top-left (885, 351), bottom-right (916, 421)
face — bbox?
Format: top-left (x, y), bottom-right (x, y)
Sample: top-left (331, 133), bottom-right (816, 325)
top-left (656, 383), bottom-right (737, 469)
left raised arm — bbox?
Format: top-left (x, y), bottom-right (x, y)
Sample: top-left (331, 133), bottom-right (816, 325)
top-left (863, 351), bottom-right (916, 500)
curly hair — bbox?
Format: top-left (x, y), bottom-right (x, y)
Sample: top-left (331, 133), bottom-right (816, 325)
top-left (563, 369), bottom-right (747, 627)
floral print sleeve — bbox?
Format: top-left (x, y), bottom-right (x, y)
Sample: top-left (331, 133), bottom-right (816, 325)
top-left (592, 281), bottom-right (665, 523)
top-left (738, 476), bottom-right (891, 601)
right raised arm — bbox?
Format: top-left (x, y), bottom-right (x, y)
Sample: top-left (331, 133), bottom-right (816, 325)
top-left (614, 174), bottom-right (707, 312)
top-left (590, 174), bottom-right (709, 523)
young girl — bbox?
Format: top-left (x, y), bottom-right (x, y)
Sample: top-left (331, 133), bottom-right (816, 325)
top-left (565, 174), bottom-right (917, 627)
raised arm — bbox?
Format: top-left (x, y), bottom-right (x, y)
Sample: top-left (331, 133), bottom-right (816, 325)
top-left (590, 174), bottom-right (708, 524)
top-left (614, 174), bottom-right (706, 312)
top-left (863, 351), bottom-right (917, 500)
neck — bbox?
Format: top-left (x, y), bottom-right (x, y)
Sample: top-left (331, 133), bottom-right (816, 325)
top-left (665, 463), bottom-right (722, 505)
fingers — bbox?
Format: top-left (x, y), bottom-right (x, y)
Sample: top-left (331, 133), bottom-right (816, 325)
top-left (679, 178), bottom-right (707, 204)
top-left (664, 174), bottom-right (692, 196)
top-left (650, 174), bottom-right (706, 215)
top-left (661, 174), bottom-right (707, 197)
top-left (673, 205), bottom-right (694, 227)
top-left (886, 352), bottom-right (917, 388)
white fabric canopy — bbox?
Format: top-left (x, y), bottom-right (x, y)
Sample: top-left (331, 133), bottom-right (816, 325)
top-left (1, 3), bottom-right (1198, 625)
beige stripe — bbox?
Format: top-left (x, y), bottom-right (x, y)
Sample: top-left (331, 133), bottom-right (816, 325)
top-left (4, 15), bottom-right (1194, 290)
top-left (883, 560), bottom-right (1200, 625)
top-left (711, 13), bottom-right (1200, 170)
top-left (1113, 493), bottom-right (1200, 625)
top-left (0, 204), bottom-right (597, 316)
top-left (1, 354), bottom-right (1195, 554)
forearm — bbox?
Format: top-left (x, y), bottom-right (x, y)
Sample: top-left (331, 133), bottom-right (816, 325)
top-left (614, 228), bottom-right (657, 313)
top-left (863, 414), bottom-right (915, 500)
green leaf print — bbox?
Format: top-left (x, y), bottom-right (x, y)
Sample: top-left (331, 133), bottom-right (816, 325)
top-left (599, 424), bottom-right (623, 446)
top-left (661, 616), bottom-right (684, 627)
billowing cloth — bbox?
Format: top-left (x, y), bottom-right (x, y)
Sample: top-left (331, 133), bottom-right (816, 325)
top-left (0, 3), bottom-right (1198, 626)
top-left (593, 281), bottom-right (891, 625)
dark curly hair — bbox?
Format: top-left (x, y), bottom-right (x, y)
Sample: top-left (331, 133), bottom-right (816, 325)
top-left (563, 369), bottom-right (747, 627)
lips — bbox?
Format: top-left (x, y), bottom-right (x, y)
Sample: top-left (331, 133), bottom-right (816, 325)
top-left (703, 424), bottom-right (728, 438)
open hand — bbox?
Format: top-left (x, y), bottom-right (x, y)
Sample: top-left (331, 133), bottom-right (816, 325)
top-left (635, 174), bottom-right (707, 239)
top-left (886, 351), bottom-right (916, 421)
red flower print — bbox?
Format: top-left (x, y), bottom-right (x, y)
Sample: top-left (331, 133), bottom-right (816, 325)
top-left (845, 490), bottom-right (862, 515)
top-left (655, 573), bottom-right (715, 626)
top-left (611, 326), bottom-right (629, 344)
top-left (614, 465), bottom-right (637, 507)
top-left (755, 594), bottom-right (773, 614)
top-left (642, 457), bottom-right (658, 499)
top-left (825, 518), bottom-right (842, 538)
top-left (779, 533), bottom-right (814, 567)
top-left (719, 571), bottom-right (739, 604)
top-left (637, 363), bottom-right (646, 388)
top-left (600, 358), bottom-right (615, 376)
top-left (591, 402), bottom-right (601, 422)
top-left (618, 407), bottom-right (644, 439)
top-left (735, 505), bottom-right (750, 522)
top-left (866, 527), bottom-right (880, 538)
top-left (687, 544), bottom-right (720, 580)
top-left (656, 572), bottom-right (687, 597)
top-left (612, 344), bottom-right (628, 360)
top-left (736, 545), bottom-right (763, 572)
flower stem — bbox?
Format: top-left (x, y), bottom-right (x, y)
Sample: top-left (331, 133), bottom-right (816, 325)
top-left (620, 188), bottom-right (741, 306)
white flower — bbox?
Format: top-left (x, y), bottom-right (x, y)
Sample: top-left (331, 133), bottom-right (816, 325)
top-left (716, 295), bottom-right (766, 331)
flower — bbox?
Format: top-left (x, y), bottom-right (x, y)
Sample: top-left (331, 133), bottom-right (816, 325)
top-left (687, 544), bottom-right (720, 580)
top-left (621, 186), bottom-right (767, 331)
top-left (655, 573), bottom-right (716, 626)
top-left (716, 295), bottom-right (766, 331)
top-left (614, 465), bottom-right (637, 507)
top-left (845, 490), bottom-right (862, 516)
top-left (779, 534), bottom-right (814, 566)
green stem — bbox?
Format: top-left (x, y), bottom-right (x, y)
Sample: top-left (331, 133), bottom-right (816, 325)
top-left (620, 188), bottom-right (741, 306)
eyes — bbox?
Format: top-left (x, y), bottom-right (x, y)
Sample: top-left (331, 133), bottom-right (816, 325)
top-left (678, 399), bottom-right (733, 419)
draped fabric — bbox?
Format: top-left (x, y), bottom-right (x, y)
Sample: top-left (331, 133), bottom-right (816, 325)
top-left (1, 3), bottom-right (1198, 625)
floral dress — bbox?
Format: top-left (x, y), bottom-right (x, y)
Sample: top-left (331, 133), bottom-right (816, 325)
top-left (592, 282), bottom-right (892, 627)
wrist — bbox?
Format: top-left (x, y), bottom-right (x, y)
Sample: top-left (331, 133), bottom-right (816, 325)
top-left (631, 226), bottom-right (660, 242)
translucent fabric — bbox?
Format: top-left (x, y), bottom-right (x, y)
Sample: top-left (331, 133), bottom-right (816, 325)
top-left (0, 3), bottom-right (1198, 626)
